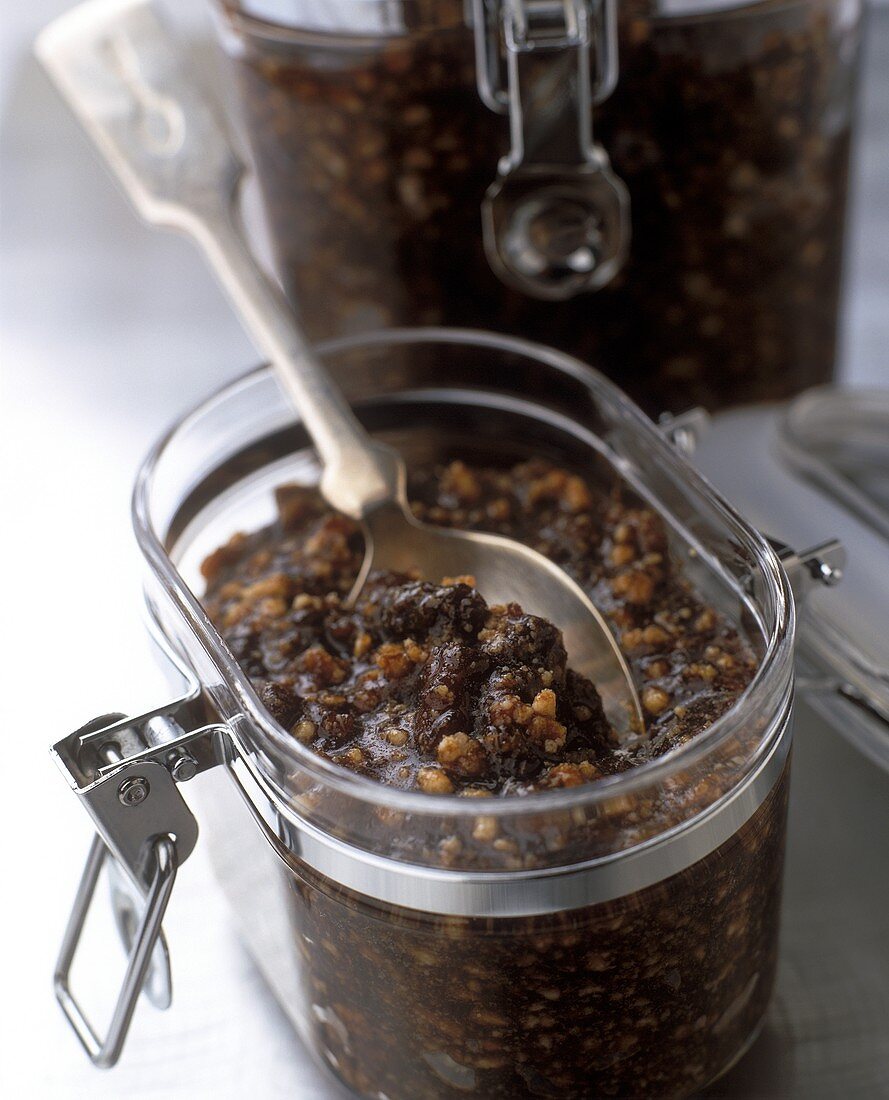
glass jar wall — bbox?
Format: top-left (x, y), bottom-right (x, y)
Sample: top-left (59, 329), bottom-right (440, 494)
top-left (213, 0), bottom-right (862, 414)
top-left (142, 331), bottom-right (796, 1098)
top-left (281, 768), bottom-right (789, 1099)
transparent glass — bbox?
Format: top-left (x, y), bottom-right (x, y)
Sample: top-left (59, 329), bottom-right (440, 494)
top-left (212, 0), bottom-right (862, 414)
top-left (134, 330), bottom-right (794, 1097)
top-left (280, 774), bottom-right (789, 1098)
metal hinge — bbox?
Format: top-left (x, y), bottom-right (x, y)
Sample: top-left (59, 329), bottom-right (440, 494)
top-left (658, 406), bottom-right (710, 456)
top-left (507, 0), bottom-right (592, 52)
top-left (771, 539), bottom-right (889, 746)
top-left (653, 410), bottom-right (844, 600)
top-left (771, 538), bottom-right (845, 603)
top-left (473, 0), bottom-right (617, 109)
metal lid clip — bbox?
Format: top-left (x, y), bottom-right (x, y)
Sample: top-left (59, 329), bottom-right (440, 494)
top-left (473, 0), bottom-right (630, 299)
top-left (52, 693), bottom-right (222, 1067)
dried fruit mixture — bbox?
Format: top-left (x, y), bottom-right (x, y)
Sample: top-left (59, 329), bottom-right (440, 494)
top-left (202, 458), bottom-right (757, 793)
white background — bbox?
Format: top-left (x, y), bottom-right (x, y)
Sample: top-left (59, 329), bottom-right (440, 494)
top-left (1, 1), bottom-right (888, 1098)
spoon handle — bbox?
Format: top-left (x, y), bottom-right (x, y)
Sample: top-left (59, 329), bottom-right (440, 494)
top-left (36, 0), bottom-right (403, 520)
top-left (192, 204), bottom-right (405, 519)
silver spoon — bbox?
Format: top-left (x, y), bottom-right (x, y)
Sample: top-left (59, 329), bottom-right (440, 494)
top-left (36, 0), bottom-right (642, 737)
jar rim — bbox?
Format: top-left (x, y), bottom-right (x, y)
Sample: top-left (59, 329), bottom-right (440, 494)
top-left (216, 0), bottom-right (810, 41)
top-left (133, 326), bottom-right (796, 827)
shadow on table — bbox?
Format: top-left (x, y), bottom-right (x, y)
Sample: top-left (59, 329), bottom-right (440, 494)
top-left (701, 1021), bottom-right (795, 1099)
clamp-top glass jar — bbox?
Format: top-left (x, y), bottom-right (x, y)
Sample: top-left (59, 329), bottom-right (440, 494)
top-left (212, 0), bottom-right (862, 413)
top-left (53, 332), bottom-right (800, 1096)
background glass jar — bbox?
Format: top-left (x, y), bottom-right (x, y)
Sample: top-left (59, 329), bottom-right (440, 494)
top-left (128, 331), bottom-right (796, 1098)
top-left (212, 0), bottom-right (862, 414)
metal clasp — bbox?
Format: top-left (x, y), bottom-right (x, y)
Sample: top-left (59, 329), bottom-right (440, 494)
top-left (474, 0), bottom-right (617, 110)
top-left (52, 688), bottom-right (223, 1067)
top-left (770, 538), bottom-right (889, 748)
top-left (658, 407), bottom-right (710, 456)
top-left (772, 539), bottom-right (845, 603)
top-left (55, 833), bottom-right (177, 1067)
top-left (473, 0), bottom-right (629, 299)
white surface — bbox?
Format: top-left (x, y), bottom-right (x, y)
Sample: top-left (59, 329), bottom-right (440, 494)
top-left (1, 2), bottom-right (888, 1098)
top-left (1, 3), bottom-right (333, 1097)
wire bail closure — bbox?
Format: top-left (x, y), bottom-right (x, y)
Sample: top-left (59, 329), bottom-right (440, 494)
top-left (54, 833), bottom-right (178, 1068)
top-left (51, 692), bottom-right (219, 1068)
top-left (474, 0), bottom-right (630, 299)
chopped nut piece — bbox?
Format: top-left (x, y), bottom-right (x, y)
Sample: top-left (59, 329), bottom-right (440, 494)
top-left (301, 646), bottom-right (348, 686)
top-left (542, 761), bottom-right (601, 787)
top-left (471, 815), bottom-right (498, 843)
top-left (438, 835), bottom-right (463, 865)
top-left (642, 687), bottom-right (671, 716)
top-left (404, 639), bottom-right (428, 664)
top-left (293, 720), bottom-right (316, 744)
top-left (695, 609), bottom-right (716, 632)
top-left (612, 570), bottom-right (656, 605)
top-left (563, 475), bottom-right (593, 513)
top-left (531, 688), bottom-right (558, 718)
top-left (436, 732), bottom-right (487, 777)
top-left (686, 662), bottom-right (717, 682)
top-left (611, 543), bottom-right (636, 566)
top-left (294, 592), bottom-right (323, 611)
top-left (417, 767), bottom-right (455, 794)
top-left (486, 497), bottom-right (511, 521)
top-left (440, 460), bottom-right (482, 504)
top-left (375, 642), bottom-right (413, 679)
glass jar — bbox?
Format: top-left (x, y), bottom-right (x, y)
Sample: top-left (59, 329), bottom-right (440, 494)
top-left (52, 331), bottom-right (796, 1095)
top-left (211, 0), bottom-right (862, 414)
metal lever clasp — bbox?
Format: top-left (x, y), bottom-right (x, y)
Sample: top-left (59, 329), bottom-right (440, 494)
top-left (475, 0), bottom-right (629, 299)
top-left (52, 691), bottom-right (222, 1067)
top-left (772, 539), bottom-right (889, 744)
